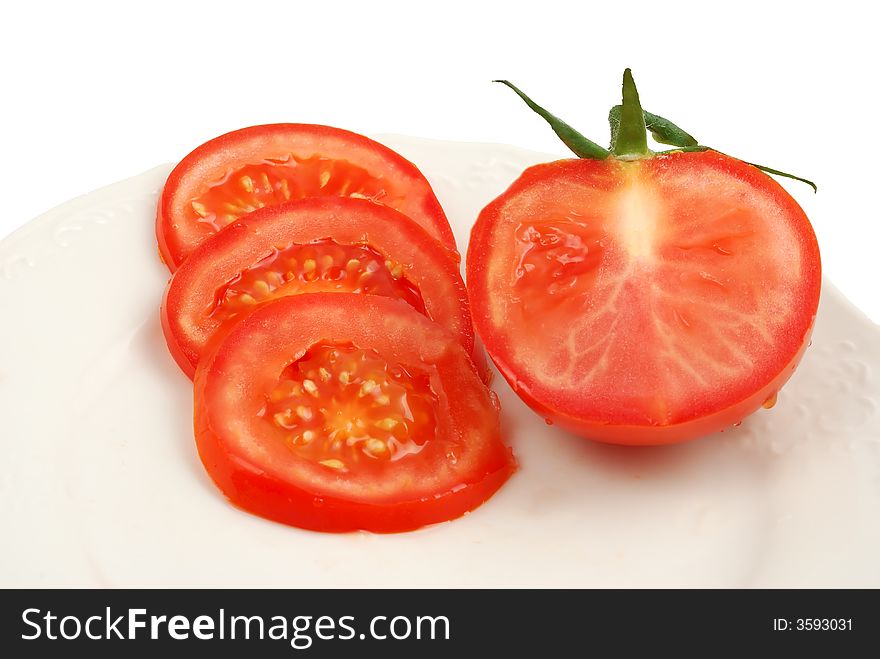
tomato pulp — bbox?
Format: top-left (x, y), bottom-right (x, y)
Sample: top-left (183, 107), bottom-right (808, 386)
top-left (162, 197), bottom-right (473, 378)
top-left (468, 150), bottom-right (820, 444)
top-left (194, 294), bottom-right (514, 532)
top-left (157, 124), bottom-right (455, 269)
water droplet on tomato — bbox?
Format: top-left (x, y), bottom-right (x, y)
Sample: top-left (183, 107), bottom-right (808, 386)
top-left (544, 418), bottom-right (554, 426)
top-left (762, 392), bottom-right (778, 409)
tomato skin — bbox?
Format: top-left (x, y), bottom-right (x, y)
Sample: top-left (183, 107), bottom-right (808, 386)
top-left (161, 197), bottom-right (473, 379)
top-left (467, 150), bottom-right (821, 445)
top-left (157, 123), bottom-right (456, 270)
top-left (193, 293), bottom-right (515, 533)
top-left (193, 430), bottom-right (514, 533)
top-left (499, 322), bottom-right (814, 445)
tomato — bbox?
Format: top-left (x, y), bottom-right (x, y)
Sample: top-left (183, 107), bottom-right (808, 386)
top-left (467, 72), bottom-right (821, 445)
top-left (156, 123), bottom-right (455, 270)
top-left (193, 293), bottom-right (514, 533)
top-left (162, 197), bottom-right (474, 379)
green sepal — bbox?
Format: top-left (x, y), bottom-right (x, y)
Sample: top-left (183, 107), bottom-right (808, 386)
top-left (494, 70), bottom-right (816, 192)
top-left (493, 80), bottom-right (610, 160)
top-left (739, 160), bottom-right (818, 193)
top-left (655, 146), bottom-right (818, 192)
top-left (656, 145), bottom-right (710, 154)
top-left (610, 106), bottom-right (698, 148)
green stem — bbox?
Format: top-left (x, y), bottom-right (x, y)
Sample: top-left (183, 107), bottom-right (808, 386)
top-left (610, 69), bottom-right (649, 157)
top-left (493, 80), bottom-right (609, 160)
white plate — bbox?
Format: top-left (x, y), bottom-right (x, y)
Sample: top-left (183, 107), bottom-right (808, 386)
top-left (2, 136), bottom-right (879, 588)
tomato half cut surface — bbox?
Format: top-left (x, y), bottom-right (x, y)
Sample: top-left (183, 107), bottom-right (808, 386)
top-left (157, 123), bottom-right (455, 270)
top-left (467, 150), bottom-right (821, 445)
top-left (162, 197), bottom-right (473, 379)
top-left (193, 293), bottom-right (514, 533)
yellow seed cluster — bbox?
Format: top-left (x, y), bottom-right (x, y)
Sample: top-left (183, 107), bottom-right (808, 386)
top-left (210, 240), bottom-right (425, 326)
top-left (263, 344), bottom-right (437, 472)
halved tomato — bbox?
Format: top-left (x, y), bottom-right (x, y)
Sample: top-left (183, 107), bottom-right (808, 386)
top-left (157, 123), bottom-right (455, 270)
top-left (468, 150), bottom-right (821, 445)
top-left (194, 293), bottom-right (514, 533)
top-left (468, 71), bottom-right (821, 445)
top-left (162, 197), bottom-right (473, 379)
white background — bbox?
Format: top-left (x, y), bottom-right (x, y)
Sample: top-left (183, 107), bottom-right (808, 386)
top-left (1, 1), bottom-right (878, 320)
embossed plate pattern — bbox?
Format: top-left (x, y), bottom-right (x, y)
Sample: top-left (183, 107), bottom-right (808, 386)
top-left (1, 137), bottom-right (878, 587)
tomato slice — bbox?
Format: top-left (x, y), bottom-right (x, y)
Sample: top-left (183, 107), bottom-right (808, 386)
top-left (194, 293), bottom-right (514, 533)
top-left (467, 150), bottom-right (821, 445)
top-left (157, 124), bottom-right (455, 270)
top-left (162, 197), bottom-right (473, 379)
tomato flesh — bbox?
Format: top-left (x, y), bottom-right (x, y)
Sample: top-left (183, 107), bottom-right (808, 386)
top-left (194, 294), bottom-right (514, 533)
top-left (467, 150), bottom-right (821, 444)
top-left (157, 124), bottom-right (456, 269)
top-left (191, 157), bottom-right (406, 234)
top-left (162, 197), bottom-right (473, 379)
top-left (210, 239), bottom-right (426, 326)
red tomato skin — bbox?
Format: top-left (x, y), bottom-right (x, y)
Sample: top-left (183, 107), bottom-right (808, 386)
top-left (160, 197), bottom-right (474, 380)
top-left (192, 417), bottom-right (514, 533)
top-left (193, 294), bottom-right (515, 533)
top-left (156, 123), bottom-right (456, 270)
top-left (467, 150), bottom-right (822, 445)
top-left (160, 288), bottom-right (194, 378)
top-left (498, 318), bottom-right (815, 445)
